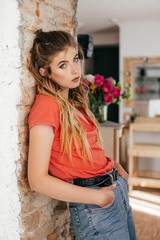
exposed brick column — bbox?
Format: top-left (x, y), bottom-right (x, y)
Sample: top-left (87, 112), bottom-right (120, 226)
top-left (0, 0), bottom-right (78, 239)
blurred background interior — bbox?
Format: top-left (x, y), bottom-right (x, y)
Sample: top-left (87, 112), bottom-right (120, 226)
top-left (76, 1), bottom-right (160, 239)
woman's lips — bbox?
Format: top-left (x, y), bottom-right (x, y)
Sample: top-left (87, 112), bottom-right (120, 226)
top-left (72, 77), bottom-right (80, 82)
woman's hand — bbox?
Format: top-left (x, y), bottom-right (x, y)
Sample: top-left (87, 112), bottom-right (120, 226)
top-left (114, 162), bottom-right (129, 181)
top-left (97, 184), bottom-right (116, 208)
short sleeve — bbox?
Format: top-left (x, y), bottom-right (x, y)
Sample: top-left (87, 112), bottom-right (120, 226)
top-left (28, 93), bottom-right (60, 129)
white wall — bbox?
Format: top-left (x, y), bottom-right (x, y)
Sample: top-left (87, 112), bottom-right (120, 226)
top-left (91, 31), bottom-right (119, 46)
top-left (120, 20), bottom-right (160, 58)
top-left (0, 0), bottom-right (21, 239)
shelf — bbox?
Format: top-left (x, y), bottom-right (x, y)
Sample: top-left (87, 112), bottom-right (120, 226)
top-left (136, 77), bottom-right (160, 81)
top-left (129, 177), bottom-right (160, 189)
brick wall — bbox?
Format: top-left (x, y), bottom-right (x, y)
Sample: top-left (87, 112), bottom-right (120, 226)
top-left (0, 0), bottom-right (21, 239)
top-left (0, 0), bottom-right (78, 239)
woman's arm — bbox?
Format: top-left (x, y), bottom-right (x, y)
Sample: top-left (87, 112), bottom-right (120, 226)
top-left (114, 161), bottom-right (129, 180)
top-left (28, 125), bottom-right (115, 207)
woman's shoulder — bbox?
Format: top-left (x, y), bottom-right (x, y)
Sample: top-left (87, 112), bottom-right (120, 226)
top-left (28, 93), bottom-right (60, 128)
top-left (32, 93), bottom-right (59, 111)
top-left (35, 93), bottom-right (58, 105)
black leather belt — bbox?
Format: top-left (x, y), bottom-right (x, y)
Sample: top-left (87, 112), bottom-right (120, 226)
top-left (73, 168), bottom-right (118, 187)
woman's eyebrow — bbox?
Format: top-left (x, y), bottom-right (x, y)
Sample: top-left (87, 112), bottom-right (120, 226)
top-left (57, 53), bottom-right (78, 66)
top-left (57, 60), bottom-right (67, 66)
top-left (74, 53), bottom-right (78, 58)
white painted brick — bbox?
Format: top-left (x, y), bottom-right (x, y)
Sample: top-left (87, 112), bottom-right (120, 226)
top-left (0, 0), bottom-right (21, 239)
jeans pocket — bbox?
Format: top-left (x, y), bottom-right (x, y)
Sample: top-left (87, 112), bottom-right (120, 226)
top-left (102, 199), bottom-right (115, 209)
top-left (85, 196), bottom-right (115, 214)
top-left (69, 206), bottom-right (84, 240)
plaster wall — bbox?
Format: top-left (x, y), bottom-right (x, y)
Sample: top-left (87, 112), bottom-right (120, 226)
top-left (0, 1), bottom-right (21, 239)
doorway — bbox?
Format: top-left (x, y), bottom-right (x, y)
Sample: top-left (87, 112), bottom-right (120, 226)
top-left (93, 45), bottom-right (119, 122)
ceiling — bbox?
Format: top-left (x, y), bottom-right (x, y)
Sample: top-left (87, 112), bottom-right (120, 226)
top-left (76, 0), bottom-right (160, 34)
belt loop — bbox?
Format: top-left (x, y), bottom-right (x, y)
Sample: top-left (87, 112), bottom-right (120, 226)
top-left (114, 168), bottom-right (118, 181)
top-left (109, 172), bottom-right (114, 183)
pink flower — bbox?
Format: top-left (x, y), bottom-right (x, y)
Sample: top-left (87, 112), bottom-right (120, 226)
top-left (101, 82), bottom-right (113, 93)
top-left (104, 93), bottom-right (114, 103)
top-left (106, 77), bottom-right (116, 86)
top-left (94, 74), bottom-right (105, 86)
top-left (112, 87), bottom-right (121, 97)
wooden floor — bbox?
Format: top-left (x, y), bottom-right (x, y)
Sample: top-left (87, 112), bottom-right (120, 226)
top-left (129, 187), bottom-right (160, 240)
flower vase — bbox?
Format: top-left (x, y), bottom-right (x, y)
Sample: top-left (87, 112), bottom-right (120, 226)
top-left (98, 104), bottom-right (108, 123)
top-left (90, 103), bottom-right (108, 123)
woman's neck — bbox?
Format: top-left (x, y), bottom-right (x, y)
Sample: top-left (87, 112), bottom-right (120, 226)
top-left (60, 88), bottom-right (69, 99)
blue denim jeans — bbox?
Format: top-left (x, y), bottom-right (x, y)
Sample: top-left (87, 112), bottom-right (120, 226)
top-left (69, 176), bottom-right (136, 240)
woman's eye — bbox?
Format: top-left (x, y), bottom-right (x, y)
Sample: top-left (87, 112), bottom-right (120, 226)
top-left (74, 57), bottom-right (79, 63)
top-left (60, 64), bottom-right (67, 69)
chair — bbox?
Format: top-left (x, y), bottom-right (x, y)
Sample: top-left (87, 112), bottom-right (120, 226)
top-left (128, 117), bottom-right (160, 191)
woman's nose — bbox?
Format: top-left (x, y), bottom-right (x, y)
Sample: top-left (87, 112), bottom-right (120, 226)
top-left (70, 64), bottom-right (78, 74)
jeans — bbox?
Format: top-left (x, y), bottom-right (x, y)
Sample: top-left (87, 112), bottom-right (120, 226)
top-left (69, 176), bottom-right (136, 240)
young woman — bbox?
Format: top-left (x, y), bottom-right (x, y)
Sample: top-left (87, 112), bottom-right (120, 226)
top-left (27, 30), bottom-right (136, 240)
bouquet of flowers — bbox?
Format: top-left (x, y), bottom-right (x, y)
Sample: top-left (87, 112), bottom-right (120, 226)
top-left (83, 74), bottom-right (132, 122)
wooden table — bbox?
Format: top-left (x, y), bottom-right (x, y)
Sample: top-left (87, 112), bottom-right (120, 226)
top-left (100, 121), bottom-right (124, 162)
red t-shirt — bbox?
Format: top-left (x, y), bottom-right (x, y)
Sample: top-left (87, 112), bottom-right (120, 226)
top-left (28, 93), bottom-right (114, 181)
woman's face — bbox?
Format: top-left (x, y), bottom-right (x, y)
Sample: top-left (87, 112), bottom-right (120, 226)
top-left (49, 46), bottom-right (81, 98)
